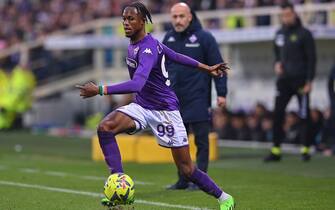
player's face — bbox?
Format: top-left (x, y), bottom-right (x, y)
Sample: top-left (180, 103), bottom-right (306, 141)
top-left (281, 7), bottom-right (296, 27)
top-left (122, 7), bottom-right (145, 38)
top-left (170, 5), bottom-right (192, 32)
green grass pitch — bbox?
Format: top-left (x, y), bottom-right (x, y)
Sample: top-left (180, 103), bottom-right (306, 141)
top-left (0, 131), bottom-right (334, 210)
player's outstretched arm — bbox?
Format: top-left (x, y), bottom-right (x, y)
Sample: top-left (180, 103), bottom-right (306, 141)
top-left (162, 43), bottom-right (229, 77)
top-left (76, 49), bottom-right (155, 98)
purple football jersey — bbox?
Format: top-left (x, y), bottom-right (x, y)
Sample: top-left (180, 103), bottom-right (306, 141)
top-left (126, 34), bottom-right (179, 111)
top-left (106, 34), bottom-right (199, 110)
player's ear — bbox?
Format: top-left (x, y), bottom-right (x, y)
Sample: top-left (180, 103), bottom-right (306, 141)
top-left (141, 17), bottom-right (146, 27)
top-left (188, 12), bottom-right (193, 22)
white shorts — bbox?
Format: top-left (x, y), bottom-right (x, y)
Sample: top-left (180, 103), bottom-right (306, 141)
top-left (116, 103), bottom-right (188, 148)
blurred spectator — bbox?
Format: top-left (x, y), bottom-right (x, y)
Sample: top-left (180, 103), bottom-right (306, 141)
top-left (229, 111), bottom-right (251, 140)
top-left (309, 108), bottom-right (324, 146)
top-left (0, 66), bottom-right (11, 129)
top-left (283, 111), bottom-right (300, 144)
top-left (225, 1), bottom-right (246, 29)
top-left (259, 112), bottom-right (273, 142)
top-left (255, 102), bottom-right (268, 120)
top-left (0, 64), bottom-right (36, 130)
top-left (246, 113), bottom-right (263, 141)
top-left (246, 102), bottom-right (268, 141)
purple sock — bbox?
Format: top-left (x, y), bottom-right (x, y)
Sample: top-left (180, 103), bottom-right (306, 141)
top-left (98, 131), bottom-right (123, 174)
top-left (189, 168), bottom-right (222, 198)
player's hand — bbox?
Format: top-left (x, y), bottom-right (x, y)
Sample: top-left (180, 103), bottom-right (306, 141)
top-left (217, 96), bottom-right (226, 107)
top-left (75, 82), bottom-right (99, 99)
top-left (274, 62), bottom-right (283, 76)
top-left (302, 82), bottom-right (312, 94)
top-left (208, 63), bottom-right (230, 77)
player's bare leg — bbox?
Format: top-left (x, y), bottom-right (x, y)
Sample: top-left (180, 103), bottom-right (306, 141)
top-left (171, 146), bottom-right (195, 179)
top-left (171, 146), bottom-right (235, 209)
top-left (98, 111), bottom-right (136, 134)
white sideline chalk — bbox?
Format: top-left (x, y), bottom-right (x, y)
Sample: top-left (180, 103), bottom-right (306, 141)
top-left (0, 180), bottom-right (210, 210)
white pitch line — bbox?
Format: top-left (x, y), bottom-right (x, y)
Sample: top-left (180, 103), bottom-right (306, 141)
top-left (44, 171), bottom-right (67, 177)
top-left (20, 168), bottom-right (39, 173)
top-left (0, 180), bottom-right (102, 197)
top-left (0, 180), bottom-right (210, 210)
top-left (133, 180), bottom-right (151, 185)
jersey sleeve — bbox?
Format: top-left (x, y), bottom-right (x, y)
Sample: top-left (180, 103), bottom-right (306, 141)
top-left (161, 43), bottom-right (199, 68)
top-left (106, 45), bottom-right (157, 94)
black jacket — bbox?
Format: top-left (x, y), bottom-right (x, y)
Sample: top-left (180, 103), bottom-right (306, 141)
top-left (274, 18), bottom-right (316, 82)
top-left (329, 64), bottom-right (335, 106)
top-left (163, 13), bottom-right (227, 122)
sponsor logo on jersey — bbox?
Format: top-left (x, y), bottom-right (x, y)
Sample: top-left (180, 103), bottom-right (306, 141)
top-left (185, 43), bottom-right (200, 47)
top-left (126, 57), bottom-right (138, 68)
top-left (143, 48), bottom-right (153, 55)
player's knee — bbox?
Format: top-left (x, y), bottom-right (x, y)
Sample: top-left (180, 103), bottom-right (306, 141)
top-left (97, 122), bottom-right (108, 132)
top-left (179, 163), bottom-right (194, 178)
top-left (97, 120), bottom-right (117, 132)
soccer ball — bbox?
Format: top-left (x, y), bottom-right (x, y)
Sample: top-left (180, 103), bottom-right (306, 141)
top-left (103, 173), bottom-right (135, 205)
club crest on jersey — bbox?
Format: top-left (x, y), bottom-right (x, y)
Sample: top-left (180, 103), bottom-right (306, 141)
top-left (133, 46), bottom-right (139, 55)
top-left (143, 48), bottom-right (152, 55)
top-left (189, 34), bottom-right (197, 43)
top-left (290, 34), bottom-right (298, 42)
top-left (167, 36), bottom-right (175, 42)
top-left (126, 57), bottom-right (138, 68)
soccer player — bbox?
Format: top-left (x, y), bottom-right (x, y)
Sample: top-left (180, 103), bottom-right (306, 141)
top-left (76, 2), bottom-right (235, 210)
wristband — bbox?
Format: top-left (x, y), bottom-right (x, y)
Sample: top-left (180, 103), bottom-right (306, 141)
top-left (99, 85), bottom-right (103, 96)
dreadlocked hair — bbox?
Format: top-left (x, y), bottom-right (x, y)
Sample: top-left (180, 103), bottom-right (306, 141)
top-left (129, 1), bottom-right (153, 23)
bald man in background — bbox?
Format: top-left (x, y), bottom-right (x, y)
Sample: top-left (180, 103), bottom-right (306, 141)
top-left (163, 3), bottom-right (228, 190)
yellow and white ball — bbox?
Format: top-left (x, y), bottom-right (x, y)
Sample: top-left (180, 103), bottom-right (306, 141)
top-left (104, 173), bottom-right (135, 205)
